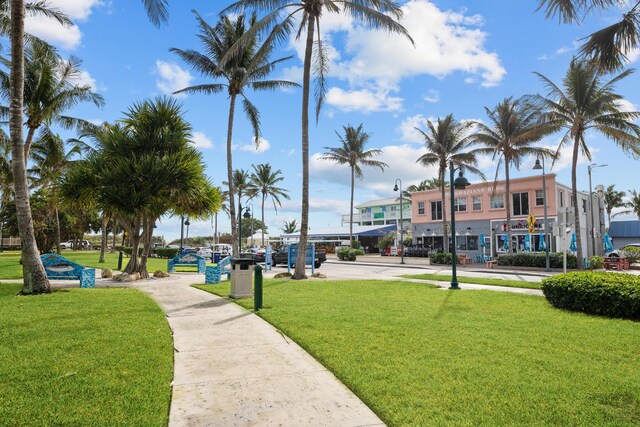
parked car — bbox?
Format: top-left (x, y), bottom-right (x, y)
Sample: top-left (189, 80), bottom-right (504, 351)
top-left (213, 244), bottom-right (233, 257)
top-left (59, 240), bottom-right (90, 250)
top-left (271, 245), bottom-right (326, 268)
top-left (197, 247), bottom-right (213, 259)
top-left (248, 248), bottom-right (266, 263)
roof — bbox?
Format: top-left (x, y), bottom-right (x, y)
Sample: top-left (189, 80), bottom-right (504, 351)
top-left (608, 220), bottom-right (640, 238)
top-left (354, 197), bottom-right (411, 209)
top-left (282, 224), bottom-right (397, 238)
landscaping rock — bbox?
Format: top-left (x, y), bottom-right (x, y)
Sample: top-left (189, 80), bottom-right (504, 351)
top-left (101, 268), bottom-right (113, 278)
top-left (274, 272), bottom-right (292, 279)
top-left (312, 272), bottom-right (327, 279)
top-left (113, 272), bottom-right (141, 282)
top-left (154, 270), bottom-right (170, 278)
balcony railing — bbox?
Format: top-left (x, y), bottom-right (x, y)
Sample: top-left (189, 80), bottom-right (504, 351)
top-left (341, 210), bottom-right (412, 223)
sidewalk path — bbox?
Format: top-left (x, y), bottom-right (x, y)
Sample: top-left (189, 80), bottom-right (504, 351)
top-left (133, 275), bottom-right (384, 427)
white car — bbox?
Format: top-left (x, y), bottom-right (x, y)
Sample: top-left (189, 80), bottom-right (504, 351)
top-left (59, 240), bottom-right (89, 249)
top-left (197, 248), bottom-right (213, 259)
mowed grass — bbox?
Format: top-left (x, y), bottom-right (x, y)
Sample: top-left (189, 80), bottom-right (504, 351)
top-left (400, 273), bottom-right (542, 289)
top-left (195, 279), bottom-right (640, 426)
top-left (0, 283), bottom-right (173, 426)
top-left (0, 250), bottom-right (205, 279)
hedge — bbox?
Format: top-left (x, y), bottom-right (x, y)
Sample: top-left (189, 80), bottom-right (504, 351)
top-left (337, 248), bottom-right (365, 261)
top-left (121, 247), bottom-right (178, 259)
top-left (429, 252), bottom-right (460, 265)
top-left (496, 252), bottom-right (577, 269)
top-left (541, 272), bottom-right (640, 320)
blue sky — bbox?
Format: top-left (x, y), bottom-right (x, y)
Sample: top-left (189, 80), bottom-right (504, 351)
top-left (28, 0), bottom-right (640, 241)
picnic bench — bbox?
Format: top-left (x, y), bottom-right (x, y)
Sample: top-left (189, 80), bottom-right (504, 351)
top-left (167, 253), bottom-right (206, 273)
top-left (604, 255), bottom-right (629, 270)
top-left (204, 256), bottom-right (232, 284)
top-left (40, 254), bottom-right (95, 288)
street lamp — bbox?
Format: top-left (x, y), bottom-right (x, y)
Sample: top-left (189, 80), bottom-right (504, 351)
top-left (449, 161), bottom-right (471, 289)
top-left (238, 203), bottom-right (251, 252)
top-left (588, 163), bottom-right (607, 257)
top-left (179, 214), bottom-right (185, 250)
top-left (184, 217), bottom-right (191, 247)
top-left (533, 156), bottom-right (550, 272)
top-left (393, 178), bottom-right (405, 264)
top-left (247, 202), bottom-right (254, 248)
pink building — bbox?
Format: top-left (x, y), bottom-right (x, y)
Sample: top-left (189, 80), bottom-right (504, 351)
top-left (409, 174), bottom-right (604, 257)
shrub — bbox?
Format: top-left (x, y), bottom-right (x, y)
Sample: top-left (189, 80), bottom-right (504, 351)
top-left (121, 247), bottom-right (143, 257)
top-left (153, 248), bottom-right (179, 259)
top-left (337, 247), bottom-right (365, 261)
top-left (350, 240), bottom-right (362, 250)
top-left (429, 252), bottom-right (460, 265)
top-left (622, 246), bottom-right (640, 265)
top-left (541, 272), bottom-right (640, 320)
top-left (589, 256), bottom-right (604, 270)
top-left (496, 252), bottom-right (577, 269)
top-left (377, 233), bottom-right (394, 251)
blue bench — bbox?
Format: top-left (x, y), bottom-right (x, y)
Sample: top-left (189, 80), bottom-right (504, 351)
top-left (219, 256), bottom-right (231, 279)
top-left (40, 254), bottom-right (95, 288)
top-left (168, 253), bottom-right (206, 273)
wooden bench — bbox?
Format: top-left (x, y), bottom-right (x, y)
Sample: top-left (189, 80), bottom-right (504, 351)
top-left (604, 256), bottom-right (629, 270)
top-left (168, 253), bottom-right (207, 273)
top-left (40, 254), bottom-right (95, 288)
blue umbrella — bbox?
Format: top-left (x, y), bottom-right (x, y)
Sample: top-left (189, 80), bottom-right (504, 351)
top-left (479, 233), bottom-right (486, 248)
top-left (503, 234), bottom-right (509, 251)
top-left (524, 233), bottom-right (531, 251)
top-left (603, 233), bottom-right (614, 253)
top-left (538, 234), bottom-right (546, 251)
top-left (570, 232), bottom-right (577, 252)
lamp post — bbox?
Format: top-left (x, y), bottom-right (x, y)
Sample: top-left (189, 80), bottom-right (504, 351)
top-left (179, 215), bottom-right (184, 250)
top-left (449, 161), bottom-right (471, 289)
top-left (247, 203), bottom-right (254, 248)
top-left (238, 203), bottom-right (251, 253)
top-left (184, 217), bottom-right (191, 248)
top-left (588, 163), bottom-right (607, 257)
top-left (393, 178), bottom-right (405, 264)
top-left (533, 156), bottom-right (550, 272)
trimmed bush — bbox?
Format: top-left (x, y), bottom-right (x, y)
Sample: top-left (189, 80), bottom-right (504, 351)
top-left (350, 240), bottom-right (362, 250)
top-left (337, 248), bottom-right (365, 261)
top-left (429, 252), bottom-right (460, 265)
top-left (541, 272), bottom-right (640, 320)
top-left (496, 252), bottom-right (577, 269)
top-left (622, 246), bottom-right (640, 265)
top-left (153, 248), bottom-right (179, 259)
top-left (122, 247), bottom-right (143, 257)
top-left (589, 256), bottom-right (604, 270)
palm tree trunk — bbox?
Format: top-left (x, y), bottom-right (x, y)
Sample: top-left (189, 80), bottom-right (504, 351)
top-left (10, 0), bottom-right (50, 294)
top-left (124, 218), bottom-right (142, 275)
top-left (112, 220), bottom-right (118, 250)
top-left (99, 213), bottom-right (108, 263)
top-left (23, 126), bottom-right (36, 165)
top-left (607, 210), bottom-right (611, 227)
top-left (55, 206), bottom-right (61, 255)
top-left (505, 160), bottom-right (512, 253)
top-left (293, 15), bottom-right (315, 280)
top-left (350, 164), bottom-right (354, 246)
top-left (226, 95), bottom-right (238, 258)
top-left (572, 137), bottom-right (584, 269)
top-left (440, 168), bottom-right (448, 253)
top-left (214, 214), bottom-right (218, 245)
top-left (261, 193), bottom-right (265, 246)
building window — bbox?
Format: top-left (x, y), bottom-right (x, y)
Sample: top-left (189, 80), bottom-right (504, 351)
top-left (390, 205), bottom-right (397, 212)
top-left (490, 194), bottom-right (504, 209)
top-left (513, 192), bottom-right (529, 216)
top-left (454, 198), bottom-right (467, 212)
top-left (535, 189), bottom-right (544, 206)
top-left (582, 199), bottom-right (587, 213)
top-left (430, 201), bottom-right (442, 220)
top-left (381, 206), bottom-right (386, 212)
top-left (418, 201), bottom-right (425, 215)
top-left (472, 196), bottom-right (482, 211)
top-left (559, 191), bottom-right (564, 207)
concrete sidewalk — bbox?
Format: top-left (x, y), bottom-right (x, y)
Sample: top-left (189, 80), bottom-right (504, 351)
top-left (134, 276), bottom-right (384, 427)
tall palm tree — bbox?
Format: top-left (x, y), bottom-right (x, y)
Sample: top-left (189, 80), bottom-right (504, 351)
top-left (531, 58), bottom-right (640, 268)
top-left (171, 11), bottom-right (297, 259)
top-left (250, 163), bottom-right (289, 246)
top-left (28, 130), bottom-right (84, 254)
top-left (222, 0), bottom-right (412, 279)
top-left (472, 97), bottom-right (557, 252)
top-left (406, 178), bottom-right (444, 193)
top-left (0, 130), bottom-right (11, 250)
top-left (603, 184), bottom-right (628, 224)
top-left (537, 0), bottom-right (640, 71)
top-left (321, 124), bottom-right (388, 246)
top-left (416, 114), bottom-right (484, 253)
top-left (223, 169), bottom-right (258, 248)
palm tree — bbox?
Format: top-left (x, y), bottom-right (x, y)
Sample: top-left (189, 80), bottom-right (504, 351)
top-left (321, 124), bottom-right (388, 246)
top-left (471, 97), bottom-right (558, 252)
top-left (222, 0), bottom-right (412, 279)
top-left (171, 11), bottom-right (297, 259)
top-left (416, 114), bottom-right (484, 253)
top-left (0, 130), bottom-right (11, 250)
top-left (28, 130), bottom-right (84, 254)
top-left (250, 163), bottom-right (289, 246)
top-left (603, 184), bottom-right (628, 224)
top-left (626, 190), bottom-right (640, 219)
top-left (223, 169), bottom-right (258, 248)
top-left (281, 219), bottom-right (299, 234)
top-left (531, 58), bottom-right (640, 268)
top-left (406, 178), bottom-right (444, 193)
top-left (537, 0), bottom-right (640, 71)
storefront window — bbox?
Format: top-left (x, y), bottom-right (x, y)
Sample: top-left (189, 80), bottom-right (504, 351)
top-left (467, 235), bottom-right (479, 250)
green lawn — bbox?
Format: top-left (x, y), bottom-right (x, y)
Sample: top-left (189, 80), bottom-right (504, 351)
top-left (195, 279), bottom-right (640, 426)
top-left (0, 250), bottom-right (204, 279)
top-left (0, 283), bottom-right (173, 426)
top-left (400, 273), bottom-right (542, 289)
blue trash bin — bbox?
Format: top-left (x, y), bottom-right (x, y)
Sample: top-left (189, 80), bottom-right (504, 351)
top-left (213, 252), bottom-right (221, 263)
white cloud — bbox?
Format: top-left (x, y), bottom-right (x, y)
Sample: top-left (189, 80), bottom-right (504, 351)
top-left (155, 61), bottom-right (193, 97)
top-left (423, 89), bottom-right (440, 103)
top-left (616, 98), bottom-right (638, 113)
top-left (69, 69), bottom-right (97, 91)
top-left (326, 86), bottom-right (403, 113)
top-left (191, 132), bottom-right (214, 149)
top-left (238, 137), bottom-right (271, 153)
top-left (398, 114), bottom-right (428, 144)
top-left (281, 198), bottom-right (352, 214)
top-left (47, 0), bottom-right (101, 20)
